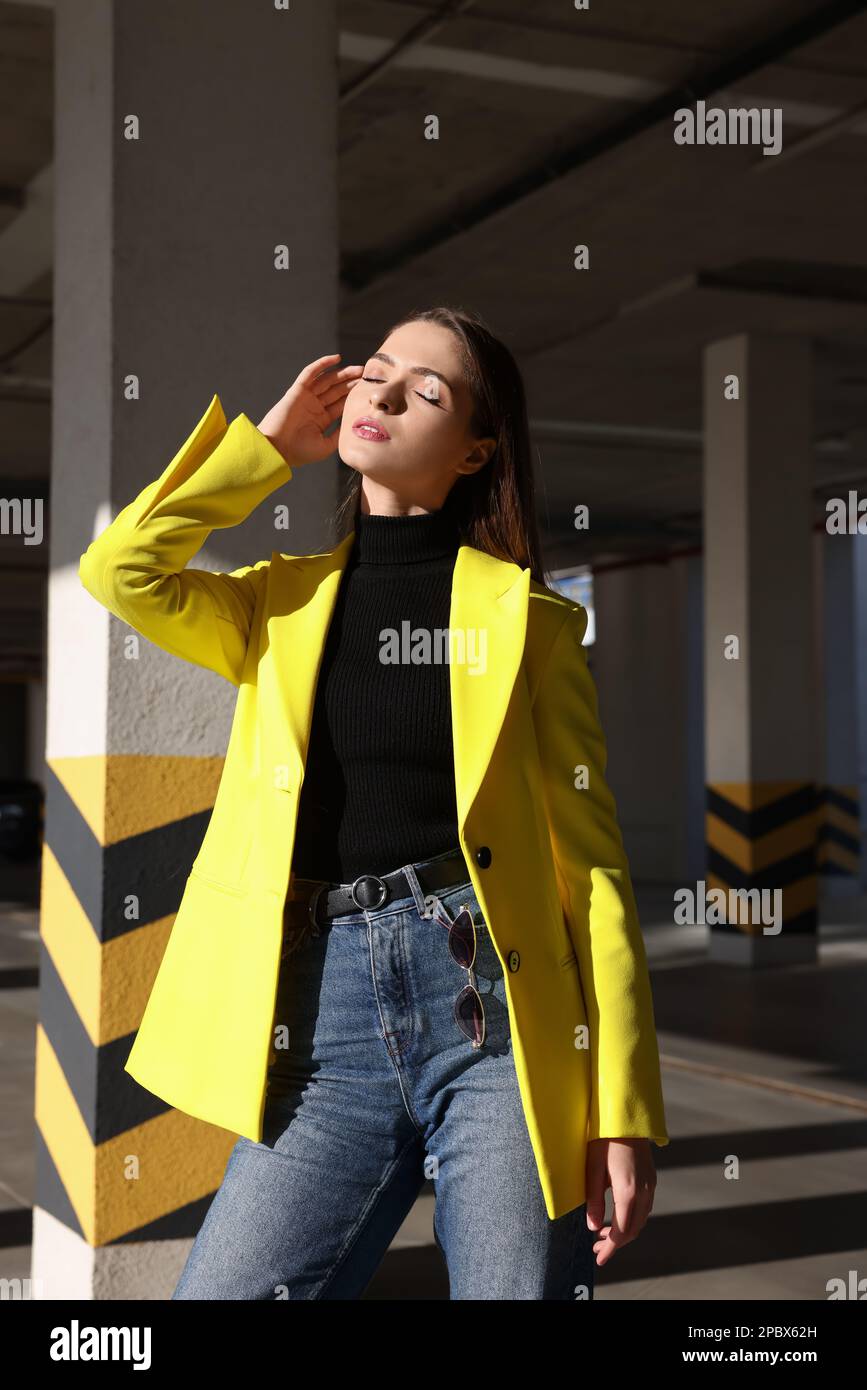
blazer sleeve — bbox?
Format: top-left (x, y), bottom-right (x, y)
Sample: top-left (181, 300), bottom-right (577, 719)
top-left (78, 394), bottom-right (293, 687)
top-left (532, 601), bottom-right (669, 1147)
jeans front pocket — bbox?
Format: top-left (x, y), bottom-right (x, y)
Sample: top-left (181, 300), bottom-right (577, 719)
top-left (280, 920), bottom-right (314, 961)
top-left (280, 893), bottom-right (324, 960)
top-left (431, 880), bottom-right (487, 933)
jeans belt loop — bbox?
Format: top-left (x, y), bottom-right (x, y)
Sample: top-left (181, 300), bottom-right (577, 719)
top-left (307, 883), bottom-right (326, 934)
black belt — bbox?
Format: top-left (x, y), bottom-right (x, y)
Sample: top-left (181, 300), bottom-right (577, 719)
top-left (285, 847), bottom-right (471, 927)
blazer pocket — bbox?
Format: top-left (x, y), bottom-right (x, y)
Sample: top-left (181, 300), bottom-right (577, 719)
top-left (191, 818), bottom-right (253, 897)
top-left (189, 866), bottom-right (247, 898)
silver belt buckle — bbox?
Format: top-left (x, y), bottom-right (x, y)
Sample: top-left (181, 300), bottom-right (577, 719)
top-left (350, 874), bottom-right (388, 910)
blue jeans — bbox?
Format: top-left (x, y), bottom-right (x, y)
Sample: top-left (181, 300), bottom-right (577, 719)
top-left (172, 848), bottom-right (596, 1300)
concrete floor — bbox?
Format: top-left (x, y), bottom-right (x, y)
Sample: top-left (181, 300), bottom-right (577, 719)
top-left (2, 882), bottom-right (865, 1300)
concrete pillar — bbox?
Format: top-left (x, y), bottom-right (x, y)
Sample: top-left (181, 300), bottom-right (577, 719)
top-left (818, 532), bottom-right (862, 894)
top-left (703, 335), bottom-right (817, 966)
top-left (35, 0), bottom-right (338, 1299)
top-left (589, 559), bottom-right (690, 883)
top-left (856, 535), bottom-right (867, 889)
top-left (685, 551), bottom-right (706, 884)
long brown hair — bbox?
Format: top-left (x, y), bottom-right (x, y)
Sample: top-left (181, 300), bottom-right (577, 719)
top-left (332, 305), bottom-right (545, 584)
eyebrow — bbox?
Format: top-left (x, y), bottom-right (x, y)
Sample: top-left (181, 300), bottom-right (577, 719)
top-left (369, 351), bottom-right (454, 394)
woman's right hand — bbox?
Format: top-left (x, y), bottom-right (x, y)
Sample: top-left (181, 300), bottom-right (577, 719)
top-left (256, 354), bottom-right (363, 467)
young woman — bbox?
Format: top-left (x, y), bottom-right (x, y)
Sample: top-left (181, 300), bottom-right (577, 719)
top-left (80, 306), bottom-right (669, 1300)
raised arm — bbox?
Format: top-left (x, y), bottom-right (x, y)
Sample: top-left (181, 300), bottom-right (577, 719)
top-left (532, 600), bottom-right (669, 1146)
top-left (79, 355), bottom-right (363, 686)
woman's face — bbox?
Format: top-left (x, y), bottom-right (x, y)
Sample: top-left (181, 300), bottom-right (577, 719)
top-left (338, 320), bottom-right (495, 511)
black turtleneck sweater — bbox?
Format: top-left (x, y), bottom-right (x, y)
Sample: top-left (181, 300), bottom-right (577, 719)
top-left (290, 504), bottom-right (463, 884)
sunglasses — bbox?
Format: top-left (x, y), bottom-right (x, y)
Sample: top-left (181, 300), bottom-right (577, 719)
top-left (428, 898), bottom-right (486, 1049)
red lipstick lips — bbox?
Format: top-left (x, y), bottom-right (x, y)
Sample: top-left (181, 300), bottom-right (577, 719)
top-left (352, 418), bottom-right (391, 442)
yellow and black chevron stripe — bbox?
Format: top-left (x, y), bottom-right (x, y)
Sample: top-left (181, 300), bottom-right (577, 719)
top-left (817, 784), bottom-right (861, 880)
top-left (705, 781), bottom-right (818, 934)
top-left (35, 754), bottom-right (237, 1246)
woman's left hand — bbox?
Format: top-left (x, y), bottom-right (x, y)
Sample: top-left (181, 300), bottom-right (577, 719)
top-left (585, 1138), bottom-right (657, 1266)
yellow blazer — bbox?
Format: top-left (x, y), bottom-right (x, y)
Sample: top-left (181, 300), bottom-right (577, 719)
top-left (79, 394), bottom-right (669, 1220)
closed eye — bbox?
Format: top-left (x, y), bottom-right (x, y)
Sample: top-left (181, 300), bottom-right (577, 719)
top-left (362, 375), bottom-right (442, 406)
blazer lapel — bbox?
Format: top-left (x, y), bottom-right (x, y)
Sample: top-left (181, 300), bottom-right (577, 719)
top-left (264, 534), bottom-right (530, 839)
top-left (448, 545), bottom-right (531, 831)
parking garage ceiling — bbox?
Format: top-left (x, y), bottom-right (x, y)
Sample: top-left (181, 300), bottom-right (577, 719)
top-left (1, 0), bottom-right (866, 673)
